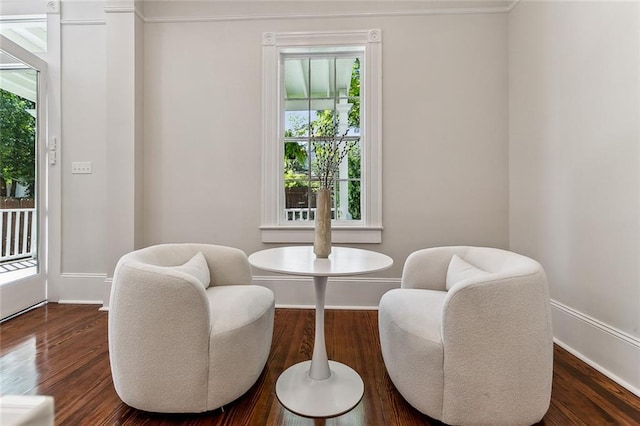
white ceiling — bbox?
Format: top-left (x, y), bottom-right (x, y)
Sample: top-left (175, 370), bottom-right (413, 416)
top-left (0, 19), bottom-right (46, 54)
top-left (0, 18), bottom-right (45, 102)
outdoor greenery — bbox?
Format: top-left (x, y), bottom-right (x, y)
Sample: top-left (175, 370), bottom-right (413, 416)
top-left (283, 58), bottom-right (362, 220)
top-left (0, 89), bottom-right (36, 198)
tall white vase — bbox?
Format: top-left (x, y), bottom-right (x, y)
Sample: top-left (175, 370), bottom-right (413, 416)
top-left (314, 188), bottom-right (332, 258)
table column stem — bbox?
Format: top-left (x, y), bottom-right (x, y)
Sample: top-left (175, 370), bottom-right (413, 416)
top-left (309, 276), bottom-right (331, 380)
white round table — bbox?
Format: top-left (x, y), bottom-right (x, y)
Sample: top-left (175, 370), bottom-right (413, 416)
top-left (248, 246), bottom-right (393, 418)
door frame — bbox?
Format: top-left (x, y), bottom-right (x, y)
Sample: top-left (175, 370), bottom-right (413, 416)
top-left (0, 34), bottom-right (48, 320)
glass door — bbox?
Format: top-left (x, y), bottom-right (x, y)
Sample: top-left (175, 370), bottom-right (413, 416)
top-left (0, 35), bottom-right (47, 321)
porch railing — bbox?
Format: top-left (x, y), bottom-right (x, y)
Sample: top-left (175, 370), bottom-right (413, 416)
top-left (284, 208), bottom-right (336, 221)
top-left (0, 208), bottom-right (36, 263)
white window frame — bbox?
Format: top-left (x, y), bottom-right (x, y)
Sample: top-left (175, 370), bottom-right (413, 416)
top-left (260, 29), bottom-right (383, 243)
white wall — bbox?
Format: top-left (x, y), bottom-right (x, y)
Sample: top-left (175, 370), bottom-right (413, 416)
top-left (142, 5), bottom-right (509, 282)
top-left (22, 0), bottom-right (508, 306)
top-left (61, 22), bottom-right (107, 275)
top-left (509, 0), bottom-right (640, 393)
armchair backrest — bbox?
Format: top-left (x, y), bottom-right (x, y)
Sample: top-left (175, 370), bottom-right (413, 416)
top-left (118, 243), bottom-right (252, 287)
top-left (401, 246), bottom-right (542, 291)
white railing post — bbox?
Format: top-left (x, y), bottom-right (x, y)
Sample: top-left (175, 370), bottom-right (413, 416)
top-left (22, 211), bottom-right (30, 256)
top-left (4, 211), bottom-right (12, 259)
top-left (12, 211), bottom-right (19, 258)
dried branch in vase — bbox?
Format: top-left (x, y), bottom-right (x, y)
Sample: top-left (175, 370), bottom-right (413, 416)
top-left (311, 129), bottom-right (359, 191)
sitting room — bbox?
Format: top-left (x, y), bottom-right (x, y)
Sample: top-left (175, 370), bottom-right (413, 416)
top-left (0, 0), bottom-right (639, 424)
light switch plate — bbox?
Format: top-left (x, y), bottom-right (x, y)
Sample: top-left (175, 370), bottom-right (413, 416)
top-left (71, 162), bottom-right (92, 174)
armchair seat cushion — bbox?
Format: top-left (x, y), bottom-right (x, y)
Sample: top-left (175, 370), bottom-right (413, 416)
top-left (380, 289), bottom-right (445, 344)
top-left (207, 285), bottom-right (275, 335)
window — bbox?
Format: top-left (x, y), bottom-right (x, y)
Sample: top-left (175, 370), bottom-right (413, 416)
top-left (283, 52), bottom-right (362, 223)
top-left (261, 30), bottom-right (383, 243)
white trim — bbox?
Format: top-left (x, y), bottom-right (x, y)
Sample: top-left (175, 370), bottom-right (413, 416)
top-left (261, 29), bottom-right (383, 243)
top-left (103, 4), bottom-right (144, 22)
top-left (61, 20), bottom-right (106, 26)
top-left (56, 273), bottom-right (107, 304)
top-left (0, 15), bottom-right (47, 23)
top-left (100, 276), bottom-right (394, 311)
top-left (99, 303), bottom-right (377, 311)
top-left (253, 275), bottom-right (399, 309)
top-left (143, 7), bottom-right (510, 24)
top-left (103, 7), bottom-right (136, 14)
top-left (54, 2), bottom-right (513, 26)
top-left (553, 338), bottom-right (640, 398)
top-left (57, 300), bottom-right (102, 305)
top-left (551, 299), bottom-right (640, 348)
top-left (45, 6), bottom-right (62, 303)
top-left (46, 1), bottom-right (60, 15)
top-left (260, 227), bottom-right (382, 243)
top-left (275, 304), bottom-right (380, 310)
top-left (550, 299), bottom-right (640, 397)
top-left (60, 273), bottom-right (108, 279)
top-left (507, 0), bottom-right (523, 12)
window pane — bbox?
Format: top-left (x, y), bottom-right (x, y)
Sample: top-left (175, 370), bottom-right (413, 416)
top-left (281, 53), bottom-right (363, 223)
top-left (284, 110), bottom-right (309, 137)
top-left (284, 58), bottom-right (308, 99)
top-left (348, 142), bottom-right (361, 180)
top-left (337, 57), bottom-right (358, 99)
top-left (309, 103), bottom-right (335, 129)
top-left (310, 57), bottom-right (334, 99)
top-left (347, 97), bottom-right (360, 136)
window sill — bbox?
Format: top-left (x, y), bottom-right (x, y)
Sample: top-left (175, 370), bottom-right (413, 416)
top-left (260, 226), bottom-right (382, 244)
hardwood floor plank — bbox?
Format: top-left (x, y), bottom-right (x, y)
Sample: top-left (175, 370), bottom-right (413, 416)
top-left (1, 304), bottom-right (639, 425)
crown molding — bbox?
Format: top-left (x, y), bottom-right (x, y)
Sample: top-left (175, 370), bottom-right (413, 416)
top-left (143, 7), bottom-right (510, 24)
top-left (60, 2), bottom-right (515, 26)
top-left (104, 1), bottom-right (145, 22)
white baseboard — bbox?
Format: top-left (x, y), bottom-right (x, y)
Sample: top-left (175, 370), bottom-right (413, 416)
top-left (55, 273), bottom-right (107, 305)
top-left (550, 299), bottom-right (640, 397)
top-left (253, 275), bottom-right (400, 310)
top-left (57, 300), bottom-right (102, 305)
top-left (99, 276), bottom-right (398, 311)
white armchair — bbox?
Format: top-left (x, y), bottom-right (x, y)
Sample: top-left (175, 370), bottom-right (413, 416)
top-left (108, 243), bottom-right (275, 413)
top-left (379, 246), bottom-right (553, 425)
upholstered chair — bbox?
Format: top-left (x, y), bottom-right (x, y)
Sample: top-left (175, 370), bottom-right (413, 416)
top-left (108, 243), bottom-right (275, 413)
top-left (379, 246), bottom-right (553, 426)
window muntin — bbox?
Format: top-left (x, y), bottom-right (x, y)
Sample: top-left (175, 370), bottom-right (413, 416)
top-left (282, 52), bottom-right (363, 224)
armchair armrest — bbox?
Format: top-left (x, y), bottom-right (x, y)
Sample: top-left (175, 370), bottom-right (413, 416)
top-left (109, 261), bottom-right (212, 410)
top-left (440, 270), bottom-right (553, 420)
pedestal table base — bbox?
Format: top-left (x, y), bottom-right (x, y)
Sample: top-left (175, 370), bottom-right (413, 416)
top-left (275, 360), bottom-right (364, 418)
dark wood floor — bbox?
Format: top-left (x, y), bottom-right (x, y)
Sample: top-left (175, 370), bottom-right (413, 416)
top-left (1, 304), bottom-right (639, 425)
